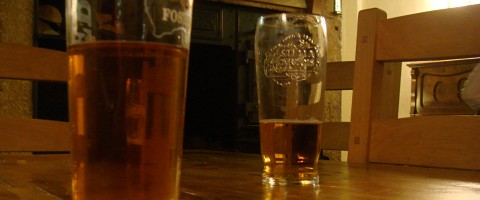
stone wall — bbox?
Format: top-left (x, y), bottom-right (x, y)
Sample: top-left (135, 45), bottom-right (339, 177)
top-left (318, 0), bottom-right (343, 161)
top-left (320, 0), bottom-right (342, 123)
top-left (0, 0), bottom-right (34, 118)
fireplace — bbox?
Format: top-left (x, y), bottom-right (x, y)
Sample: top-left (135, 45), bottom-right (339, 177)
top-left (183, 1), bottom-right (310, 153)
top-left (184, 43), bottom-right (237, 151)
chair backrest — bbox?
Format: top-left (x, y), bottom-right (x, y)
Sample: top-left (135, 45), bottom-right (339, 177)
top-left (321, 61), bottom-right (354, 151)
top-left (0, 43), bottom-right (71, 152)
top-left (348, 5), bottom-right (480, 170)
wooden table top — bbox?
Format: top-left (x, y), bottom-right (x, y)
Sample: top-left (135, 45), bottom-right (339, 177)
top-left (0, 150), bottom-right (479, 199)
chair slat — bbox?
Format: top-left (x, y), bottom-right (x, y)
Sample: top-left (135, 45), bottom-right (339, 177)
top-left (0, 117), bottom-right (71, 152)
top-left (369, 116), bottom-right (480, 170)
top-left (0, 43), bottom-right (68, 82)
top-left (326, 61), bottom-right (355, 90)
top-left (321, 122), bottom-right (349, 150)
top-left (376, 4), bottom-right (480, 61)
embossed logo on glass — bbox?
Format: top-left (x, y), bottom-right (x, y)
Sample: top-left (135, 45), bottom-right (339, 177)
top-left (144, 0), bottom-right (193, 48)
top-left (264, 33), bottom-right (320, 85)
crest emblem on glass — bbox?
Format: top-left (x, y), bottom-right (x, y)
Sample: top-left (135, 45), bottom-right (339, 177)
top-left (255, 13), bottom-right (327, 186)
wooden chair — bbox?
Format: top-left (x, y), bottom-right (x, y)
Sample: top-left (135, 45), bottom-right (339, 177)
top-left (321, 61), bottom-right (354, 151)
top-left (348, 5), bottom-right (480, 170)
top-left (0, 43), bottom-right (71, 152)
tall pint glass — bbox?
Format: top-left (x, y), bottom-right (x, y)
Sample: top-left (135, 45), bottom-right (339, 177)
top-left (66, 1), bottom-right (194, 199)
top-left (255, 13), bottom-right (327, 186)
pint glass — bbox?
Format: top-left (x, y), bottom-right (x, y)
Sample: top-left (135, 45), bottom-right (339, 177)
top-left (66, 1), bottom-right (193, 199)
top-left (255, 13), bottom-right (327, 186)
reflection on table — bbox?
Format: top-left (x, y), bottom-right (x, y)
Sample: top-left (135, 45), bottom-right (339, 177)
top-left (0, 150), bottom-right (479, 199)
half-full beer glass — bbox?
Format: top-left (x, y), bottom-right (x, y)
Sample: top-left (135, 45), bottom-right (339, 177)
top-left (255, 13), bottom-right (327, 186)
top-left (66, 1), bottom-right (193, 199)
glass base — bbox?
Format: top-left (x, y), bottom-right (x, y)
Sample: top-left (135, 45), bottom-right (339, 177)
top-left (262, 176), bottom-right (319, 186)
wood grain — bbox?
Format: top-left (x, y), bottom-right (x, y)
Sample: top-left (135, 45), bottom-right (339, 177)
top-left (326, 61), bottom-right (354, 90)
top-left (369, 115), bottom-right (480, 170)
top-left (1, 151), bottom-right (480, 199)
top-left (376, 4), bottom-right (480, 61)
top-left (0, 117), bottom-right (71, 152)
top-left (321, 122), bottom-right (349, 150)
top-left (348, 8), bottom-right (387, 164)
top-left (0, 43), bottom-right (68, 82)
top-left (207, 0), bottom-right (306, 12)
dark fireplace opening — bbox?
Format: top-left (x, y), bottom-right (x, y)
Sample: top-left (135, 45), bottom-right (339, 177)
top-left (184, 43), bottom-right (238, 152)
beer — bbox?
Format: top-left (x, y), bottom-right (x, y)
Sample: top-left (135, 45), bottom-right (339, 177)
top-left (69, 41), bottom-right (188, 200)
top-left (259, 119), bottom-right (322, 185)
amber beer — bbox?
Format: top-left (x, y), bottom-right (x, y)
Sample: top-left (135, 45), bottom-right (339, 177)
top-left (69, 42), bottom-right (188, 200)
top-left (260, 120), bottom-right (322, 185)
top-left (255, 13), bottom-right (326, 185)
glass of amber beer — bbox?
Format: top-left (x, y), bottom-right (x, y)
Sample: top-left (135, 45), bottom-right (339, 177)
top-left (66, 0), bottom-right (193, 199)
top-left (255, 13), bottom-right (327, 186)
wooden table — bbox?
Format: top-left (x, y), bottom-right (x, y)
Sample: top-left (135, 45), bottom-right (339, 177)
top-left (1, 150), bottom-right (479, 199)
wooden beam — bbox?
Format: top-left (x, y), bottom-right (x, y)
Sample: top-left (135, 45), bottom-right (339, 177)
top-left (326, 61), bottom-right (354, 90)
top-left (0, 117), bottom-right (72, 152)
top-left (306, 0), bottom-right (323, 15)
top-left (321, 122), bottom-right (349, 150)
top-left (348, 8), bottom-right (387, 164)
top-left (0, 43), bottom-right (68, 82)
top-left (207, 0), bottom-right (306, 12)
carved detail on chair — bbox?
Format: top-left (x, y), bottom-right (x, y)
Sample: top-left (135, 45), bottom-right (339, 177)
top-left (409, 58), bottom-right (479, 116)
